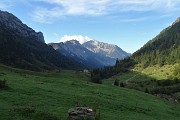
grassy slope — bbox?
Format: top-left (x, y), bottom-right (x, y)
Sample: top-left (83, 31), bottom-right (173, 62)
top-left (105, 64), bottom-right (179, 85)
top-left (133, 64), bottom-right (179, 80)
top-left (0, 65), bottom-right (180, 120)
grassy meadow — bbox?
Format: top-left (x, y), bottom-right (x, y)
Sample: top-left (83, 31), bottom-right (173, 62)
top-left (104, 64), bottom-right (179, 84)
top-left (0, 64), bottom-right (180, 120)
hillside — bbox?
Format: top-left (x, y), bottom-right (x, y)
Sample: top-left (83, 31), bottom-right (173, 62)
top-left (0, 65), bottom-right (180, 120)
top-left (132, 18), bottom-right (180, 67)
top-left (0, 10), bottom-right (83, 71)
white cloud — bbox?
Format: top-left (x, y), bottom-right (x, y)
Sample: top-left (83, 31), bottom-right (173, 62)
top-left (59, 35), bottom-right (92, 44)
top-left (0, 0), bottom-right (13, 10)
top-left (30, 0), bottom-right (180, 23)
top-left (31, 7), bottom-right (63, 23)
top-left (34, 0), bottom-right (109, 15)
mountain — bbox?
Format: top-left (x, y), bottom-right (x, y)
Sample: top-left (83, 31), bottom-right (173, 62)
top-left (0, 10), bottom-right (44, 43)
top-left (48, 40), bottom-right (115, 68)
top-left (131, 17), bottom-right (180, 67)
top-left (49, 40), bottom-right (130, 68)
top-left (83, 40), bottom-right (131, 59)
top-left (0, 10), bottom-right (83, 71)
top-left (91, 17), bottom-right (180, 81)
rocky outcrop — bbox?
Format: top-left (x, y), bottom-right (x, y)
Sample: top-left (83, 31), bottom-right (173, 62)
top-left (68, 107), bottom-right (95, 120)
top-left (0, 10), bottom-right (44, 43)
top-left (83, 40), bottom-right (130, 59)
top-left (172, 17), bottom-right (180, 26)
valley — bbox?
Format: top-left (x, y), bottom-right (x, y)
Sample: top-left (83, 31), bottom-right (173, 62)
top-left (0, 3), bottom-right (180, 120)
top-left (0, 65), bottom-right (180, 120)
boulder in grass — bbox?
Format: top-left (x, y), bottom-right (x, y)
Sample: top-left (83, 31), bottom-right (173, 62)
top-left (68, 107), bottom-right (95, 120)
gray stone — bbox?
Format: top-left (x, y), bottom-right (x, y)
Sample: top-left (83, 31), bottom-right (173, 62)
top-left (68, 107), bottom-right (95, 120)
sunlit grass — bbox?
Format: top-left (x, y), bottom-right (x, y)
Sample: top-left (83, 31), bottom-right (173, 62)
top-left (0, 65), bottom-right (180, 120)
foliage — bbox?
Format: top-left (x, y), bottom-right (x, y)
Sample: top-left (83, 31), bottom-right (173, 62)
top-left (114, 79), bottom-right (119, 86)
top-left (122, 79), bottom-right (180, 102)
top-left (0, 79), bottom-right (8, 89)
top-left (132, 21), bottom-right (180, 67)
top-left (90, 57), bottom-right (136, 83)
top-left (120, 82), bottom-right (124, 87)
top-left (90, 69), bottom-right (102, 84)
top-left (173, 64), bottom-right (180, 78)
top-left (145, 88), bottom-right (149, 93)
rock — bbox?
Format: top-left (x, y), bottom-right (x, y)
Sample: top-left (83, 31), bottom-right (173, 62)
top-left (0, 10), bottom-right (45, 43)
top-left (172, 17), bottom-right (180, 25)
top-left (83, 40), bottom-right (131, 60)
top-left (68, 107), bottom-right (95, 120)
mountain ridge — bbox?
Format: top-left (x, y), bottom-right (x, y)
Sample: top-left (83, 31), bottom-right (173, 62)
top-left (130, 17), bottom-right (180, 73)
top-left (0, 10), bottom-right (44, 43)
top-left (0, 10), bottom-right (84, 71)
top-left (83, 40), bottom-right (130, 59)
top-left (49, 40), bottom-right (114, 68)
top-left (49, 40), bottom-right (130, 68)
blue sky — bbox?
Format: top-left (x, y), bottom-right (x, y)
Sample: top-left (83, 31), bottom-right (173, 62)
top-left (0, 0), bottom-right (180, 53)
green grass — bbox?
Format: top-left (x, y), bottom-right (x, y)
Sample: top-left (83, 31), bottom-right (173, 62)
top-left (104, 64), bottom-right (179, 85)
top-left (103, 71), bottom-right (155, 85)
top-left (134, 64), bottom-right (179, 80)
top-left (0, 65), bottom-right (180, 120)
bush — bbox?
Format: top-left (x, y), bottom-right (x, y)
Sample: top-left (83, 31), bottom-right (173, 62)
top-left (120, 82), bottom-right (124, 87)
top-left (0, 79), bottom-right (8, 89)
top-left (145, 88), bottom-right (149, 93)
top-left (114, 79), bottom-right (119, 86)
top-left (90, 69), bottom-right (102, 84)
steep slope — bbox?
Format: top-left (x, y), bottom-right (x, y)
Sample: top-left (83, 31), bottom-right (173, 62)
top-left (83, 40), bottom-right (130, 59)
top-left (0, 10), bottom-right (44, 43)
top-left (49, 40), bottom-right (115, 68)
top-left (132, 18), bottom-right (180, 67)
top-left (0, 10), bottom-right (83, 71)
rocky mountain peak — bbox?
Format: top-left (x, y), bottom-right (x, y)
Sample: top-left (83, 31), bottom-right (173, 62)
top-left (83, 40), bottom-right (130, 59)
top-left (49, 39), bottom-right (130, 68)
top-left (172, 17), bottom-right (180, 26)
top-left (0, 10), bottom-right (45, 43)
top-left (65, 40), bottom-right (81, 45)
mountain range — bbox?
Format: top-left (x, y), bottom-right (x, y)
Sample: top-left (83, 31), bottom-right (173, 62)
top-left (0, 10), bottom-right (83, 71)
top-left (49, 40), bottom-right (130, 68)
top-left (0, 10), bottom-right (130, 70)
top-left (0, 9), bottom-right (179, 73)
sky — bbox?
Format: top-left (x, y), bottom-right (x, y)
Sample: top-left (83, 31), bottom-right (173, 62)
top-left (0, 0), bottom-right (180, 53)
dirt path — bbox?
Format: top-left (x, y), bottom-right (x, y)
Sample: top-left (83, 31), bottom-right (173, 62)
top-left (125, 73), bottom-right (140, 84)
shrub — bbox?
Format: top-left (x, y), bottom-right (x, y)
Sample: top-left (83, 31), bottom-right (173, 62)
top-left (0, 79), bottom-right (8, 89)
top-left (145, 88), bottom-right (149, 93)
top-left (114, 79), bottom-right (119, 86)
top-left (120, 82), bottom-right (124, 87)
top-left (90, 69), bottom-right (102, 84)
